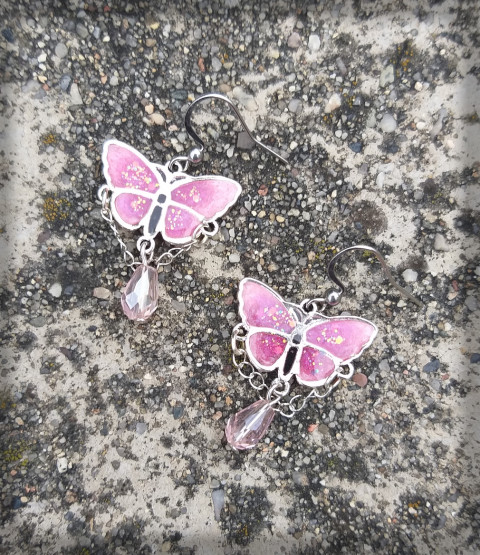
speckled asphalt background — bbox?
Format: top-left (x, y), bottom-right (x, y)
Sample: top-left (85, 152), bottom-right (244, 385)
top-left (1, 1), bottom-right (479, 553)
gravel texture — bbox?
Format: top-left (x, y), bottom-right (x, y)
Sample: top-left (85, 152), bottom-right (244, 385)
top-left (1, 1), bottom-right (479, 554)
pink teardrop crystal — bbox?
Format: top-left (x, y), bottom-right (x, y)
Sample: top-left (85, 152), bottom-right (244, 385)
top-left (225, 399), bottom-right (276, 450)
top-left (121, 264), bottom-right (159, 322)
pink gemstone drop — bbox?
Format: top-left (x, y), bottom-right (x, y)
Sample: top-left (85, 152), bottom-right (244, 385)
top-left (225, 399), bottom-right (275, 450)
top-left (121, 264), bottom-right (159, 322)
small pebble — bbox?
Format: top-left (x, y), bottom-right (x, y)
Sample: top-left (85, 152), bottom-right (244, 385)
top-left (55, 42), bottom-right (68, 59)
top-left (288, 99), bottom-right (302, 114)
top-left (379, 113), bottom-right (397, 133)
top-left (433, 233), bottom-right (449, 252)
top-left (93, 287), bottom-right (111, 300)
top-left (148, 113), bottom-right (165, 126)
top-left (59, 74), bottom-right (72, 91)
top-left (211, 57), bottom-right (222, 72)
top-left (212, 489), bottom-right (225, 521)
top-left (325, 93), bottom-right (342, 113)
top-left (423, 359), bottom-right (440, 373)
top-left (308, 34), bottom-right (321, 51)
top-left (48, 283), bottom-right (62, 298)
top-left (465, 296), bottom-right (477, 311)
top-left (402, 269), bottom-right (418, 283)
top-left (229, 253), bottom-right (240, 263)
top-left (70, 83), bottom-right (83, 104)
top-left (379, 64), bottom-right (395, 87)
top-left (287, 32), bottom-right (302, 49)
top-left (57, 457), bottom-right (68, 474)
top-left (349, 142), bottom-right (363, 153)
top-left (292, 471), bottom-right (309, 486)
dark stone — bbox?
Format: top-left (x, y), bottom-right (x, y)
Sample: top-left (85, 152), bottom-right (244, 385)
top-left (470, 353), bottom-right (480, 364)
top-left (173, 405), bottom-right (184, 420)
top-left (237, 131), bottom-right (255, 150)
top-left (12, 496), bottom-right (22, 509)
top-left (58, 347), bottom-right (74, 360)
top-left (112, 460), bottom-right (121, 470)
top-left (383, 140), bottom-right (399, 154)
top-left (17, 331), bottom-right (37, 348)
top-left (348, 142), bottom-right (363, 153)
top-left (59, 74), bottom-right (72, 92)
top-left (171, 89), bottom-right (188, 101)
top-left (2, 27), bottom-right (14, 43)
top-left (423, 359), bottom-right (440, 373)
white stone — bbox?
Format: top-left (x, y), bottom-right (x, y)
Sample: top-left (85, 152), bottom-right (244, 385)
top-left (416, 121), bottom-right (426, 130)
top-left (48, 282), bottom-right (62, 298)
top-left (376, 172), bottom-right (385, 187)
top-left (415, 81), bottom-right (423, 91)
top-left (229, 253), bottom-right (240, 263)
top-left (148, 112), bottom-right (165, 126)
top-left (433, 233), bottom-right (449, 252)
top-left (93, 287), bottom-right (111, 300)
top-left (379, 113), bottom-right (397, 133)
top-left (308, 34), bottom-right (321, 51)
top-left (57, 457), bottom-right (68, 474)
top-left (325, 93), bottom-right (342, 114)
top-left (402, 269), bottom-right (418, 283)
top-left (211, 57), bottom-right (222, 72)
top-left (379, 65), bottom-right (395, 87)
top-left (70, 83), bottom-right (83, 104)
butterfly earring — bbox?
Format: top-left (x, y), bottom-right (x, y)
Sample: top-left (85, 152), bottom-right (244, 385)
top-left (98, 92), bottom-right (288, 321)
top-left (225, 245), bottom-right (422, 450)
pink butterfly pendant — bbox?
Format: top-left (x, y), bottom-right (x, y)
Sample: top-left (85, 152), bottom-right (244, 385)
top-left (225, 278), bottom-right (378, 450)
top-left (102, 140), bottom-right (242, 245)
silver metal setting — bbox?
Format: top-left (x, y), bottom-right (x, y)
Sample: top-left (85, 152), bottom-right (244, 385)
top-left (326, 244), bottom-right (423, 308)
top-left (184, 92), bottom-right (290, 168)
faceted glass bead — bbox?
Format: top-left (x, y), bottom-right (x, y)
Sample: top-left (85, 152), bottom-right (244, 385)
top-left (225, 399), bottom-right (275, 450)
top-left (121, 264), bottom-right (159, 322)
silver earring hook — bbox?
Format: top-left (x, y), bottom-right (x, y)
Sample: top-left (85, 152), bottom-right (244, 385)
top-left (184, 92), bottom-right (290, 167)
top-left (325, 245), bottom-right (422, 308)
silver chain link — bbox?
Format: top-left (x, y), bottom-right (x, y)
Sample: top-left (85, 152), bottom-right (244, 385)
top-left (98, 185), bottom-right (220, 271)
top-left (99, 186), bottom-right (137, 268)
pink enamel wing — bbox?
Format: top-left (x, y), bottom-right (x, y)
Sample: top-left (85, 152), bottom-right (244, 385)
top-left (238, 278), bottom-right (378, 388)
top-left (102, 140), bottom-right (242, 245)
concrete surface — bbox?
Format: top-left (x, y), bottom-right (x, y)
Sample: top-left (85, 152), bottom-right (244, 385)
top-left (1, 1), bottom-right (479, 553)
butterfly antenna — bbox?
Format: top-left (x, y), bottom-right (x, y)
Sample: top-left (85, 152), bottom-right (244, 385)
top-left (326, 245), bottom-right (423, 308)
top-left (184, 92), bottom-right (290, 168)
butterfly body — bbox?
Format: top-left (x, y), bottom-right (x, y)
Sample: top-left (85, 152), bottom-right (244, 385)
top-left (102, 140), bottom-right (242, 245)
top-left (238, 278), bottom-right (378, 388)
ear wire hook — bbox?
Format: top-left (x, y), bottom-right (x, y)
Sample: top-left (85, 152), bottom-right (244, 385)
top-left (325, 245), bottom-right (423, 308)
top-left (184, 92), bottom-right (290, 168)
